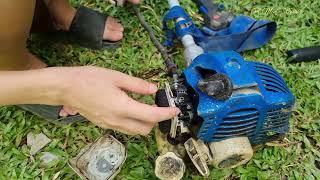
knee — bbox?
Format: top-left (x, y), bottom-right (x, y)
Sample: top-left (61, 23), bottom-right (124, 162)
top-left (0, 0), bottom-right (36, 70)
top-left (0, 47), bottom-right (30, 70)
top-left (0, 0), bottom-right (35, 43)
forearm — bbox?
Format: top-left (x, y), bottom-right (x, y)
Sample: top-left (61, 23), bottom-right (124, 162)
top-left (0, 67), bottom-right (69, 106)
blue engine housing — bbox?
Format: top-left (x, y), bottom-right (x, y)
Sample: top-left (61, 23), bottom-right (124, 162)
top-left (183, 51), bottom-right (295, 145)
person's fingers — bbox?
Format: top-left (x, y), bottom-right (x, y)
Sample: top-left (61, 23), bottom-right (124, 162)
top-left (99, 116), bottom-right (154, 135)
top-left (124, 98), bottom-right (180, 123)
top-left (117, 118), bottom-right (154, 135)
top-left (114, 72), bottom-right (158, 94)
top-left (126, 0), bottom-right (140, 4)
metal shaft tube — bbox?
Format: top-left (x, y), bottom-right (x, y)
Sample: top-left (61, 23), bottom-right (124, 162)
top-left (169, 0), bottom-right (180, 8)
top-left (168, 0), bottom-right (204, 66)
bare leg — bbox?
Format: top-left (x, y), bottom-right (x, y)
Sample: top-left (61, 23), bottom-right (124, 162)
top-left (0, 0), bottom-right (37, 70)
top-left (0, 0), bottom-right (76, 117)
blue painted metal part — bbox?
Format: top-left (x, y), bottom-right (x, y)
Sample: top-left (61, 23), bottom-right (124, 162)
top-left (163, 6), bottom-right (205, 47)
top-left (163, 6), bottom-right (276, 52)
top-left (199, 16), bottom-right (276, 52)
top-left (183, 51), bottom-right (295, 145)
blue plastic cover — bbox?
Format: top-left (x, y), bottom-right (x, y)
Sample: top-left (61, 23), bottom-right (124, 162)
top-left (163, 6), bottom-right (276, 52)
top-left (183, 51), bottom-right (295, 144)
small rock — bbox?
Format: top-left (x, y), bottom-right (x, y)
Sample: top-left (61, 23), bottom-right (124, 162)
top-left (40, 152), bottom-right (60, 167)
top-left (27, 132), bottom-right (51, 155)
top-left (108, 0), bottom-right (125, 6)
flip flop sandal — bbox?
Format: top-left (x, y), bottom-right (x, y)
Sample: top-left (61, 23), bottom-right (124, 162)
top-left (18, 104), bottom-right (87, 125)
top-left (52, 6), bottom-right (121, 50)
top-left (67, 6), bottom-right (121, 50)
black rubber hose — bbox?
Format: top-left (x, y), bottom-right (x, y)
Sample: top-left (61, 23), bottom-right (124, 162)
top-left (132, 5), bottom-right (177, 75)
top-left (287, 46), bottom-right (320, 63)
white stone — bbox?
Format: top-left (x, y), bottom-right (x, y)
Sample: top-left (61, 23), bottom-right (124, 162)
top-left (40, 152), bottom-right (60, 167)
top-left (27, 132), bottom-right (52, 155)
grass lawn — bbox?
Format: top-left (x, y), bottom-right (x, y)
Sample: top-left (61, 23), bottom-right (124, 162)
top-left (0, 0), bottom-right (320, 179)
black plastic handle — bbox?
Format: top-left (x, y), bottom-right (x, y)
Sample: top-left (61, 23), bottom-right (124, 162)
top-left (287, 46), bottom-right (320, 63)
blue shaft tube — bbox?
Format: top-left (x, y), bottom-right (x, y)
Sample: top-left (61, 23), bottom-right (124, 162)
top-left (168, 0), bottom-right (204, 66)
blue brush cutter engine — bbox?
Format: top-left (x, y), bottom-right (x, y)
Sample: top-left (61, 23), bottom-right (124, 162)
top-left (185, 51), bottom-right (295, 144)
top-left (154, 0), bottom-right (295, 178)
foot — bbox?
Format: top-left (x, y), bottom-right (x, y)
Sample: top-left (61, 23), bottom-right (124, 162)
top-left (46, 0), bottom-right (124, 42)
top-left (26, 52), bottom-right (79, 117)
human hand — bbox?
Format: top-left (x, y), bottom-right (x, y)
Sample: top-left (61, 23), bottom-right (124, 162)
top-left (63, 66), bottom-right (179, 135)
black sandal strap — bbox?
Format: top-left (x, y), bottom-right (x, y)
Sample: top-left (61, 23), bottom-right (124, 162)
top-left (18, 104), bottom-right (86, 125)
top-left (68, 6), bottom-right (120, 50)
